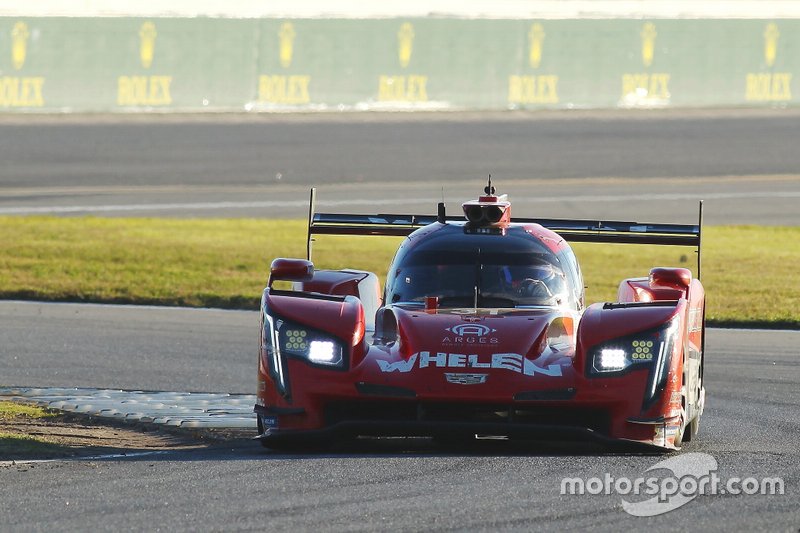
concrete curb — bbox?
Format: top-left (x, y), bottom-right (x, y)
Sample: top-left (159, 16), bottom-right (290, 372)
top-left (0, 387), bottom-right (257, 436)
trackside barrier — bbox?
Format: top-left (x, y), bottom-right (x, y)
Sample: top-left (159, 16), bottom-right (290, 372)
top-left (0, 18), bottom-right (797, 112)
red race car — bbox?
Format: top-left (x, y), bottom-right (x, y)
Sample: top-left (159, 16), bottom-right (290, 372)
top-left (255, 182), bottom-right (706, 451)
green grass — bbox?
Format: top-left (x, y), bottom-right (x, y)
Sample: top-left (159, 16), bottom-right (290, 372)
top-left (0, 401), bottom-right (58, 419)
top-left (0, 433), bottom-right (72, 459)
top-left (1, 216), bottom-right (798, 328)
top-left (0, 401), bottom-right (67, 460)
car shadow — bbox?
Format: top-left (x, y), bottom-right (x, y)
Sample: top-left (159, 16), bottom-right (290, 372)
top-left (258, 435), bottom-right (669, 458)
top-left (7, 434), bottom-right (671, 465)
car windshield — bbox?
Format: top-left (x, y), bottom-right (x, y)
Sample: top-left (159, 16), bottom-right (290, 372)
top-left (387, 249), bottom-right (568, 308)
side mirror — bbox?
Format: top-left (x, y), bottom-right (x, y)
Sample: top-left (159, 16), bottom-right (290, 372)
top-left (649, 267), bottom-right (692, 290)
top-left (269, 258), bottom-right (314, 288)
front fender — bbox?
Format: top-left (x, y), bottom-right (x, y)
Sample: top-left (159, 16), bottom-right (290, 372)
top-left (264, 289), bottom-right (364, 347)
top-left (577, 300), bottom-right (684, 362)
top-left (576, 300), bottom-right (687, 432)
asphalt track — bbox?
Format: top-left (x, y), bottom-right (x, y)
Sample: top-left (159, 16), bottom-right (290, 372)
top-left (1, 110), bottom-right (799, 531)
top-left (1, 109), bottom-right (800, 225)
top-left (1, 301), bottom-right (799, 531)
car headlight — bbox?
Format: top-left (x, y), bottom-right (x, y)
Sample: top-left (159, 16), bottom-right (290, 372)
top-left (591, 339), bottom-right (661, 374)
top-left (588, 317), bottom-right (680, 405)
top-left (262, 313), bottom-right (347, 400)
top-left (276, 319), bottom-right (344, 367)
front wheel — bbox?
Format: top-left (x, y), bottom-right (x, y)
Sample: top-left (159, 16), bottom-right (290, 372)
top-left (682, 355), bottom-right (704, 443)
top-left (683, 385), bottom-right (704, 442)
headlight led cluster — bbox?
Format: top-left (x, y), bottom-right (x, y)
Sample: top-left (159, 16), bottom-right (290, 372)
top-left (308, 340), bottom-right (337, 364)
top-left (589, 318), bottom-right (677, 376)
top-left (277, 320), bottom-right (344, 367)
top-left (285, 329), bottom-right (308, 351)
top-left (631, 340), bottom-right (654, 361)
top-left (592, 340), bottom-right (660, 374)
top-left (598, 349), bottom-right (627, 371)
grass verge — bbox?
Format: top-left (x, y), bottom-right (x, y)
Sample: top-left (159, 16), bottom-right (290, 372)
top-left (0, 401), bottom-right (58, 419)
top-left (1, 216), bottom-right (798, 328)
top-left (0, 401), bottom-right (70, 460)
top-left (0, 400), bottom-right (213, 461)
top-left (0, 432), bottom-right (72, 459)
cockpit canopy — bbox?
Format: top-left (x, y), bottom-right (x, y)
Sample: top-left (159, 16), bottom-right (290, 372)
top-left (385, 224), bottom-right (583, 310)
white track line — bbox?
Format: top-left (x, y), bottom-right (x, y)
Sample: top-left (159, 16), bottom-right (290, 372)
top-left (2, 191), bottom-right (800, 215)
top-left (0, 451), bottom-right (169, 467)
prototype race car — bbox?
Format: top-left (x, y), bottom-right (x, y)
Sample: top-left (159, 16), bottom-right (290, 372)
top-left (255, 182), bottom-right (706, 451)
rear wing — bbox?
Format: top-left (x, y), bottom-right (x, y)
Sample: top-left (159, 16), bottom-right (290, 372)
top-left (305, 188), bottom-right (704, 280)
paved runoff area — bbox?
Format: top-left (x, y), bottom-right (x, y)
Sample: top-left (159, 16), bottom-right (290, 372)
top-left (0, 387), bottom-right (257, 430)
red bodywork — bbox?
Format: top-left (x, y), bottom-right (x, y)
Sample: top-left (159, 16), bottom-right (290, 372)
top-left (255, 192), bottom-right (706, 451)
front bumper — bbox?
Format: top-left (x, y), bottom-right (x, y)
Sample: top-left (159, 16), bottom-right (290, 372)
top-left (257, 349), bottom-right (683, 450)
top-left (254, 396), bottom-right (679, 451)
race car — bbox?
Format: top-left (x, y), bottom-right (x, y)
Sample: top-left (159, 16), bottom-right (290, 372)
top-left (255, 181), bottom-right (705, 451)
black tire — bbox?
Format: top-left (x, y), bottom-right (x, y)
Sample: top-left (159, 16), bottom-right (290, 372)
top-left (682, 364), bottom-right (703, 442)
top-left (680, 414), bottom-right (698, 444)
top-left (682, 355), bottom-right (704, 443)
top-left (683, 388), bottom-right (703, 442)
top-left (689, 411), bottom-right (701, 439)
top-left (670, 423), bottom-right (688, 450)
top-left (685, 311), bottom-right (706, 442)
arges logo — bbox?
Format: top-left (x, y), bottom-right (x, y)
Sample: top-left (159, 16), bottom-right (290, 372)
top-left (443, 324), bottom-right (499, 346)
top-left (446, 324), bottom-right (495, 337)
